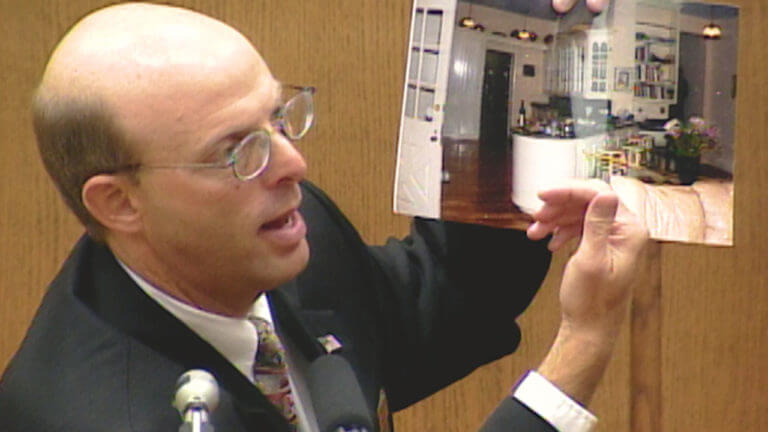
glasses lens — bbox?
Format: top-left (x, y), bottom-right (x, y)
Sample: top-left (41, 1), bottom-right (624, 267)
top-left (281, 89), bottom-right (314, 140)
top-left (232, 131), bottom-right (270, 180)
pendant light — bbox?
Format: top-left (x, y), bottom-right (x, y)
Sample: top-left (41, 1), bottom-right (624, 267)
top-left (702, 5), bottom-right (722, 40)
top-left (511, 5), bottom-right (538, 41)
top-left (702, 23), bottom-right (722, 39)
top-left (459, 16), bottom-right (477, 29)
top-left (459, 4), bottom-right (483, 31)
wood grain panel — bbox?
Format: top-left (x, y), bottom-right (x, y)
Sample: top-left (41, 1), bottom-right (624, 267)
top-left (2, 0), bottom-right (767, 431)
top-left (0, 0), bottom-right (91, 376)
top-left (661, 0), bottom-right (768, 430)
top-left (631, 242), bottom-right (662, 432)
top-left (394, 247), bottom-right (632, 431)
top-left (0, 0), bottom-right (413, 370)
top-left (0, 2), bottom-right (624, 429)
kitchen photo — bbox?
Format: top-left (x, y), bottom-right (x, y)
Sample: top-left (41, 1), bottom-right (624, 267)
top-left (393, 0), bottom-right (738, 246)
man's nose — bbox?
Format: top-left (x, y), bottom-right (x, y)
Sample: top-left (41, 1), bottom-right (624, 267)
top-left (259, 132), bottom-right (307, 187)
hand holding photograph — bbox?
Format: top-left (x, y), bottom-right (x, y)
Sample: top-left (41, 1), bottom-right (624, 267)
top-left (394, 0), bottom-right (738, 246)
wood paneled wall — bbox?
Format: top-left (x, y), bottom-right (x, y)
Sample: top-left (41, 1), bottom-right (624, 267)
top-left (1, 0), bottom-right (764, 430)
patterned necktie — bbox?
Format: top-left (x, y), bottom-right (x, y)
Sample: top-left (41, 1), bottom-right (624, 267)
top-left (251, 316), bottom-right (298, 429)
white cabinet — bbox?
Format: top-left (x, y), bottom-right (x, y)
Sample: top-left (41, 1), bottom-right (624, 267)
top-left (545, 29), bottom-right (612, 99)
top-left (512, 133), bottom-right (607, 213)
top-left (543, 2), bottom-right (680, 121)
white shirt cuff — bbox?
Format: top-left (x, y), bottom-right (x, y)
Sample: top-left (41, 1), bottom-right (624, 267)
top-left (512, 371), bottom-right (598, 432)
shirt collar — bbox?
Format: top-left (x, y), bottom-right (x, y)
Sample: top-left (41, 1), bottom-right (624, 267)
top-left (116, 259), bottom-right (271, 383)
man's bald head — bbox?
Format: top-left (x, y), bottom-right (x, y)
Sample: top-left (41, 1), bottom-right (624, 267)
top-left (34, 3), bottom-right (273, 239)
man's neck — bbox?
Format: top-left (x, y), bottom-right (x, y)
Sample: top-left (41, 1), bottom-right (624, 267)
top-left (107, 238), bottom-right (260, 318)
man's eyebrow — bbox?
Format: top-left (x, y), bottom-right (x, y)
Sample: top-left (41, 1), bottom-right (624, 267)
top-left (195, 81), bottom-right (284, 159)
top-left (195, 133), bottom-right (239, 162)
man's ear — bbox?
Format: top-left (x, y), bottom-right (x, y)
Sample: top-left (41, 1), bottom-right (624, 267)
top-left (82, 174), bottom-right (142, 235)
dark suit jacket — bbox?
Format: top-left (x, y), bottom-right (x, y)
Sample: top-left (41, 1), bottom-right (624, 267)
top-left (0, 181), bottom-right (556, 431)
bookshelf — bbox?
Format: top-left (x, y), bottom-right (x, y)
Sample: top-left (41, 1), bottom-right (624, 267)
top-left (633, 3), bottom-right (680, 119)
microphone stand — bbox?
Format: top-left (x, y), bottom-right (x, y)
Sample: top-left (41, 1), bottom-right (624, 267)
top-left (173, 369), bottom-right (219, 432)
top-left (178, 402), bottom-right (214, 432)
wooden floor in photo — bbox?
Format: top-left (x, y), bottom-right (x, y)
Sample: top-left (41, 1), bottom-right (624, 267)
top-left (440, 138), bottom-right (531, 230)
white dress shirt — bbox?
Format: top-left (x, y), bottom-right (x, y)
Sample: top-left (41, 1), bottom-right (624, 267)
top-left (117, 261), bottom-right (319, 432)
top-left (513, 371), bottom-right (597, 431)
top-left (118, 261), bottom-right (596, 431)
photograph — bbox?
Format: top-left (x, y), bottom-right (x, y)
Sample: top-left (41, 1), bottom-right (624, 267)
top-left (394, 0), bottom-right (738, 245)
top-left (3, 2), bottom-right (767, 431)
top-left (615, 67), bottom-right (632, 91)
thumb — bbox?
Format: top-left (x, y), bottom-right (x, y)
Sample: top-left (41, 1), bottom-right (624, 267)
top-left (552, 0), bottom-right (578, 13)
top-left (586, 0), bottom-right (610, 13)
top-left (579, 192), bottom-right (619, 257)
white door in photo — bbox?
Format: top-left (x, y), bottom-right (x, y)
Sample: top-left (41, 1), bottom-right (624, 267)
top-left (394, 0), bottom-right (456, 218)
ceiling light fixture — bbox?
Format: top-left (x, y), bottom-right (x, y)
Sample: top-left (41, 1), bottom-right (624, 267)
top-left (511, 6), bottom-right (538, 41)
top-left (702, 6), bottom-right (723, 40)
top-left (702, 22), bottom-right (722, 39)
top-left (459, 16), bottom-right (477, 28)
top-left (458, 4), bottom-right (484, 31)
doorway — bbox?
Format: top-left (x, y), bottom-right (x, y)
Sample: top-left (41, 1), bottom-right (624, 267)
top-left (479, 49), bottom-right (513, 148)
top-left (674, 32), bottom-right (706, 121)
top-left (478, 49), bottom-right (514, 211)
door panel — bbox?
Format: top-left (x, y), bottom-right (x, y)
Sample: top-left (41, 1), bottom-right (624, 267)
top-left (394, 0), bottom-right (457, 218)
top-left (479, 49), bottom-right (512, 150)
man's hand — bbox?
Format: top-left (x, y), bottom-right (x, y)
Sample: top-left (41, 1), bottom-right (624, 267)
top-left (536, 191), bottom-right (648, 405)
top-left (527, 181), bottom-right (610, 251)
top-left (558, 192), bottom-right (647, 336)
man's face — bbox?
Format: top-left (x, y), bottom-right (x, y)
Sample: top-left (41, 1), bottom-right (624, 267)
top-left (114, 38), bottom-right (310, 306)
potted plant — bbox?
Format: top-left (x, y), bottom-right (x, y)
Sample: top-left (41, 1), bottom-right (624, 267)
top-left (664, 116), bottom-right (719, 185)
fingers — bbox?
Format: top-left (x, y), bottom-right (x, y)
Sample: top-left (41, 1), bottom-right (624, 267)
top-left (613, 213), bottom-right (651, 257)
top-left (577, 192), bottom-right (620, 258)
top-left (548, 224), bottom-right (583, 251)
top-left (534, 205), bottom-right (588, 225)
top-left (528, 182), bottom-right (612, 242)
top-left (552, 0), bottom-right (610, 14)
top-left (537, 186), bottom-right (600, 206)
top-left (586, 0), bottom-right (610, 13)
top-left (527, 186), bottom-right (599, 240)
top-left (527, 221), bottom-right (555, 241)
top-left (552, 0), bottom-right (579, 13)
top-left (528, 220), bottom-right (582, 251)
top-left (535, 180), bottom-right (608, 212)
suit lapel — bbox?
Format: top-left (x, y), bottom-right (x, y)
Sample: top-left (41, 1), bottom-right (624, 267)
top-left (271, 281), bottom-right (384, 432)
top-left (76, 237), bottom-right (368, 431)
top-left (77, 238), bottom-right (290, 431)
top-left (268, 286), bottom-right (327, 361)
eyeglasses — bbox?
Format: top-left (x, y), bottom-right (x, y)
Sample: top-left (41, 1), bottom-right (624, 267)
top-left (107, 85), bottom-right (315, 181)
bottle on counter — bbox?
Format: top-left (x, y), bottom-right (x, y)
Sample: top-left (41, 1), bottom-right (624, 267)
top-left (563, 118), bottom-right (575, 138)
top-left (517, 100), bottom-right (527, 128)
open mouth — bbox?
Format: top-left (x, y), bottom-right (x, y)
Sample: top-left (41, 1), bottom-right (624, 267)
top-left (257, 207), bottom-right (306, 247)
top-left (261, 210), bottom-right (296, 231)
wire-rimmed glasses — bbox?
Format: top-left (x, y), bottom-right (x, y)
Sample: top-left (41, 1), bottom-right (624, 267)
top-left (106, 85), bottom-right (315, 181)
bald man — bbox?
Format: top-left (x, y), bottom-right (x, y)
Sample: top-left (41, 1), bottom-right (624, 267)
top-left (0, 2), bottom-right (644, 432)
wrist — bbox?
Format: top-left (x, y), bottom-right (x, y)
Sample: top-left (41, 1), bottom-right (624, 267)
top-left (558, 318), bottom-right (624, 347)
top-left (536, 323), bottom-right (619, 406)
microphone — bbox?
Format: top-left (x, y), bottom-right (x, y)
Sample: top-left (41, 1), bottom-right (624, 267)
top-left (173, 369), bottom-right (220, 432)
top-left (308, 355), bottom-right (374, 432)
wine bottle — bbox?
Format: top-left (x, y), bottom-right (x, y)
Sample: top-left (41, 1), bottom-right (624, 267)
top-left (517, 100), bottom-right (527, 128)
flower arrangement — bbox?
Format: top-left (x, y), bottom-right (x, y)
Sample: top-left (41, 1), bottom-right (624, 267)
top-left (663, 117), bottom-right (719, 158)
